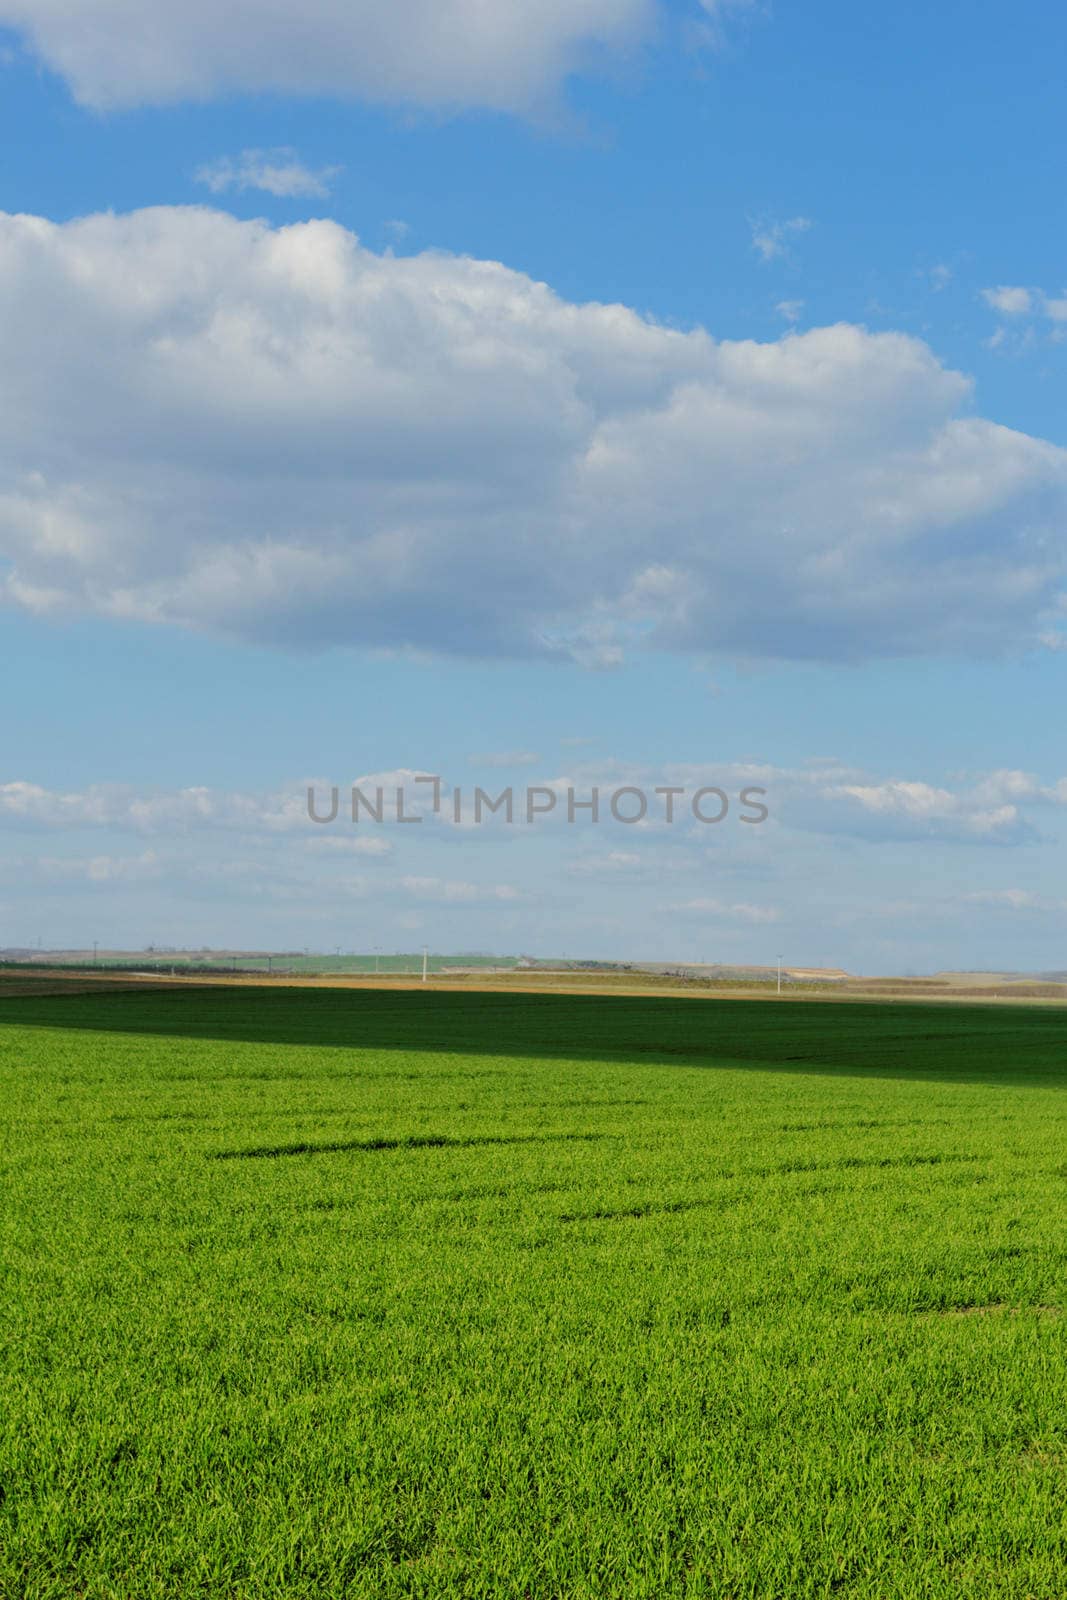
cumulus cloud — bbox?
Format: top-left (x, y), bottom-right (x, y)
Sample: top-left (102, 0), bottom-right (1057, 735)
top-left (0, 779), bottom-right (314, 833)
top-left (8, 764), bottom-right (1060, 851)
top-left (750, 215), bottom-right (812, 262)
top-left (0, 0), bottom-right (652, 113)
top-left (302, 834), bottom-right (393, 856)
top-left (572, 849), bottom-right (645, 872)
top-left (2, 207), bottom-right (1067, 664)
top-left (819, 779), bottom-right (1030, 844)
top-left (962, 888), bottom-right (1067, 912)
top-left (784, 765), bottom-right (1067, 846)
top-left (667, 896), bottom-right (780, 924)
top-left (981, 285), bottom-right (1034, 316)
top-left (398, 875), bottom-right (521, 904)
top-left (1, 843), bottom-right (520, 916)
top-left (37, 850), bottom-right (164, 885)
top-left (195, 149), bottom-right (341, 199)
top-left (469, 751), bottom-right (541, 768)
top-left (981, 284), bottom-right (1067, 331)
top-left (685, 0), bottom-right (757, 51)
top-left (0, 772), bottom-right (484, 836)
top-left (591, 759), bottom-right (1067, 847)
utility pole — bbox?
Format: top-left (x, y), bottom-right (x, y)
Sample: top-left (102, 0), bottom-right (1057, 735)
top-left (422, 946), bottom-right (428, 984)
top-left (777, 954), bottom-right (783, 996)
top-left (93, 941), bottom-right (98, 966)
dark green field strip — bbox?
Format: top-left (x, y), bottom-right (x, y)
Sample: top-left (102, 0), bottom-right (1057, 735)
top-left (3, 984), bottom-right (1067, 1088)
top-left (209, 1131), bottom-right (615, 1160)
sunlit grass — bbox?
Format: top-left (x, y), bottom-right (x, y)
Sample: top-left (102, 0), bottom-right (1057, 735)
top-left (2, 989), bottom-right (1066, 1597)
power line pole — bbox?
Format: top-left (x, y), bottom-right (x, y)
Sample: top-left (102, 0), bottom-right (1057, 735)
top-left (777, 954), bottom-right (783, 996)
top-left (422, 946), bottom-right (428, 984)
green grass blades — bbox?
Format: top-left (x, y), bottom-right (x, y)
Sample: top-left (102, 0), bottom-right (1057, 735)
top-left (2, 987), bottom-right (1067, 1598)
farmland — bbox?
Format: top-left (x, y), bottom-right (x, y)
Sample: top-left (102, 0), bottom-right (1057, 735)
top-left (0, 952), bottom-right (524, 979)
top-left (2, 986), bottom-right (1067, 1598)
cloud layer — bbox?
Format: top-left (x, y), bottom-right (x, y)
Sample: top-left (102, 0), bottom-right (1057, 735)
top-left (6, 762), bottom-right (1067, 961)
top-left (0, 0), bottom-right (652, 112)
top-left (6, 764), bottom-right (1066, 847)
top-left (2, 206), bottom-right (1066, 664)
top-left (195, 149), bottom-right (341, 199)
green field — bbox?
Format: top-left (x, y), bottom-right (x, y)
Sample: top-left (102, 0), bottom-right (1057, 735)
top-left (2, 988), bottom-right (1066, 1598)
top-left (1, 953), bottom-right (523, 978)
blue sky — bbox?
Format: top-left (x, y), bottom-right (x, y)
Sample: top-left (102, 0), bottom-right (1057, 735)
top-left (2, 0), bottom-right (1066, 971)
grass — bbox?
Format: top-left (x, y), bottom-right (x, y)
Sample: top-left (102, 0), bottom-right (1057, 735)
top-left (2, 954), bottom-right (522, 978)
top-left (2, 986), bottom-right (1066, 1598)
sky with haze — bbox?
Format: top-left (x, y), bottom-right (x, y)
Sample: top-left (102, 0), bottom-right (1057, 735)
top-left (2, 0), bottom-right (1066, 972)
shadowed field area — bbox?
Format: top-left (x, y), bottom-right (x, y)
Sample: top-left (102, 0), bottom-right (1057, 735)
top-left (2, 986), bottom-right (1067, 1597)
top-left (3, 981), bottom-right (1067, 1088)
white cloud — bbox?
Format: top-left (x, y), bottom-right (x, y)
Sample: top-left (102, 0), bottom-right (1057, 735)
top-left (796, 766), bottom-right (1067, 845)
top-left (606, 759), bottom-right (1067, 847)
top-left (5, 765), bottom-right (1067, 855)
top-left (2, 844), bottom-right (520, 914)
top-left (303, 834), bottom-right (393, 857)
top-left (0, 779), bottom-right (315, 834)
top-left (0, 0), bottom-right (653, 113)
top-left (667, 896), bottom-right (780, 924)
top-left (195, 149), bottom-right (341, 200)
top-left (685, 0), bottom-right (757, 50)
top-left (823, 780), bottom-right (1028, 844)
top-left (976, 282), bottom-right (1067, 357)
top-left (37, 850), bottom-right (164, 885)
top-left (399, 875), bottom-right (521, 904)
top-left (7, 763), bottom-right (1067, 965)
top-left (962, 888), bottom-right (1062, 912)
top-left (968, 768), bottom-right (1067, 807)
top-left (750, 215), bottom-right (812, 263)
top-left (469, 751), bottom-right (541, 768)
top-left (571, 849), bottom-right (645, 873)
top-left (775, 299), bottom-right (803, 323)
top-left (2, 207), bottom-right (1067, 666)
top-left (981, 285), bottom-right (1034, 316)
